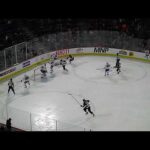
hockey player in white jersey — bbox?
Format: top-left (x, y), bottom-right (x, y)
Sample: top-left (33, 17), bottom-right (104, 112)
top-left (22, 74), bottom-right (30, 88)
top-left (60, 59), bottom-right (68, 71)
top-left (54, 59), bottom-right (61, 66)
top-left (40, 64), bottom-right (47, 78)
top-left (104, 62), bottom-right (111, 76)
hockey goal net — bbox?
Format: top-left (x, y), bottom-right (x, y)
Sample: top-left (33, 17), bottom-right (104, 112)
top-left (33, 66), bottom-right (43, 81)
top-left (33, 63), bottom-right (51, 81)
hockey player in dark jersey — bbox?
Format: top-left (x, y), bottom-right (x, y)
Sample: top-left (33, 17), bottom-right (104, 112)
top-left (116, 62), bottom-right (121, 74)
top-left (67, 55), bottom-right (74, 64)
top-left (145, 50), bottom-right (149, 59)
top-left (60, 59), bottom-right (68, 71)
top-left (114, 53), bottom-right (120, 68)
top-left (81, 99), bottom-right (95, 117)
top-left (50, 61), bottom-right (54, 73)
top-left (105, 62), bottom-right (111, 76)
top-left (8, 78), bottom-right (15, 95)
top-left (51, 53), bottom-right (58, 61)
top-left (53, 54), bottom-right (58, 60)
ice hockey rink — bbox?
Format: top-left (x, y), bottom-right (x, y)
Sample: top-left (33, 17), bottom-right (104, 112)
top-left (0, 55), bottom-right (150, 131)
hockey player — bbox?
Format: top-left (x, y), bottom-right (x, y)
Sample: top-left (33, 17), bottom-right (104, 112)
top-left (40, 65), bottom-right (47, 78)
top-left (54, 59), bottom-right (60, 66)
top-left (145, 50), bottom-right (149, 59)
top-left (116, 62), bottom-right (121, 74)
top-left (114, 53), bottom-right (120, 68)
top-left (50, 61), bottom-right (54, 73)
top-left (67, 55), bottom-right (74, 64)
top-left (22, 74), bottom-right (30, 88)
top-left (105, 62), bottom-right (111, 76)
top-left (80, 99), bottom-right (95, 117)
top-left (60, 59), bottom-right (68, 71)
top-left (8, 78), bottom-right (15, 95)
top-left (51, 53), bottom-right (58, 61)
top-left (53, 54), bottom-right (58, 60)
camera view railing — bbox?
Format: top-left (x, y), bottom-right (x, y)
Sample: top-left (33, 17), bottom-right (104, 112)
top-left (0, 30), bottom-right (150, 72)
top-left (3, 106), bottom-right (91, 131)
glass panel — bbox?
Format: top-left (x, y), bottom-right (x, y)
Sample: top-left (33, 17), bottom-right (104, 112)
top-left (16, 42), bottom-right (26, 63)
top-left (5, 46), bottom-right (16, 68)
top-left (0, 51), bottom-right (5, 71)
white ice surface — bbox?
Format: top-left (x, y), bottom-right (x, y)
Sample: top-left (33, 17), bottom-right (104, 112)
top-left (0, 56), bottom-right (150, 131)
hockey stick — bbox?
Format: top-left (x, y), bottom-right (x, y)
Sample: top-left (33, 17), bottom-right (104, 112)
top-left (96, 66), bottom-right (114, 70)
top-left (96, 68), bottom-right (104, 70)
top-left (67, 93), bottom-right (81, 106)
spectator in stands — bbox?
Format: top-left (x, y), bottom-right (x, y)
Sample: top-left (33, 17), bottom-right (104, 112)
top-left (6, 118), bottom-right (12, 131)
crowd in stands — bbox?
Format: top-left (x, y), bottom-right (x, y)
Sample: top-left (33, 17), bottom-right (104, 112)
top-left (0, 18), bottom-right (150, 51)
top-left (0, 18), bottom-right (149, 71)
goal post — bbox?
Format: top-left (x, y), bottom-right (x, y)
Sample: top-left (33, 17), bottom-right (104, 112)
top-left (33, 67), bottom-right (41, 81)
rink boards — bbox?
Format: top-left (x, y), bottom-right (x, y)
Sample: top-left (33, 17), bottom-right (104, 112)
top-left (0, 47), bottom-right (150, 83)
